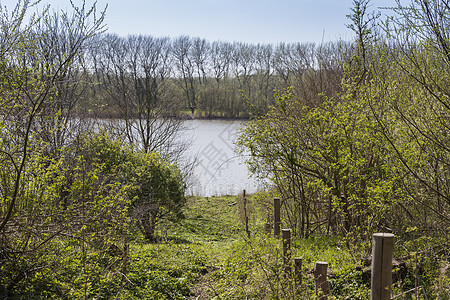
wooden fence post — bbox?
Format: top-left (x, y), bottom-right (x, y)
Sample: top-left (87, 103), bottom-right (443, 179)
top-left (282, 229), bottom-right (291, 275)
top-left (371, 233), bottom-right (395, 300)
top-left (294, 257), bottom-right (302, 295)
top-left (314, 261), bottom-right (329, 300)
top-left (273, 198), bottom-right (281, 237)
top-left (243, 190), bottom-right (250, 238)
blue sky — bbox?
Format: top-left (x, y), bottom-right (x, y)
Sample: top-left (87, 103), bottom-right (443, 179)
top-left (1, 0), bottom-right (395, 44)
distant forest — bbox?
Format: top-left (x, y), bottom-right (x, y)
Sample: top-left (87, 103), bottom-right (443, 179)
top-left (81, 35), bottom-right (348, 118)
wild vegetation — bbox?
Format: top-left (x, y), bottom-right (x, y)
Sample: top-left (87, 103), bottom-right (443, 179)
top-left (239, 0), bottom-right (450, 242)
top-left (0, 0), bottom-right (449, 298)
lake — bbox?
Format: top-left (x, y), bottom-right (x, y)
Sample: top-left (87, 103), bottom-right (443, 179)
top-left (182, 119), bottom-right (261, 197)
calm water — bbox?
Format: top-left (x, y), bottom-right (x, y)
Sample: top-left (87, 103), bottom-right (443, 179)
top-left (182, 119), bottom-right (260, 197)
top-left (98, 118), bottom-right (261, 196)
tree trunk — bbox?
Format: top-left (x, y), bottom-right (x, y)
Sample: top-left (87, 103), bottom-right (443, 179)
top-left (140, 213), bottom-right (157, 242)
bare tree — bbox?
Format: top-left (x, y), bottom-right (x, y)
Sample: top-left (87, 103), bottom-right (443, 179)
top-left (192, 37), bottom-right (209, 84)
top-left (231, 42), bottom-right (256, 116)
top-left (273, 42), bottom-right (293, 87)
top-left (208, 41), bottom-right (232, 116)
top-left (172, 35), bottom-right (197, 114)
top-left (92, 34), bottom-right (188, 160)
top-left (254, 43), bottom-right (275, 113)
top-left (31, 8), bottom-right (100, 153)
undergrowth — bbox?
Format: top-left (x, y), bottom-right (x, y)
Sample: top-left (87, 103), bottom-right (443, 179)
top-left (139, 195), bottom-right (449, 299)
top-left (4, 195), bottom-right (447, 299)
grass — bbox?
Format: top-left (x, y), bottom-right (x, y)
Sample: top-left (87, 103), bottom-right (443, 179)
top-left (124, 195), bottom-right (363, 299)
top-left (120, 194), bottom-right (449, 299)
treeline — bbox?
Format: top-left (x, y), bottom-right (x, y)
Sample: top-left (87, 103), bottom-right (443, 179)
top-left (238, 0), bottom-right (450, 245)
top-left (83, 34), bottom-right (349, 118)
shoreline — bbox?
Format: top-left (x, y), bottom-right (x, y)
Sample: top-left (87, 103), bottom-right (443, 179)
top-left (79, 111), bottom-right (254, 121)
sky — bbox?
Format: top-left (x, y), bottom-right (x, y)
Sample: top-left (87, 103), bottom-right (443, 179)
top-left (1, 0), bottom-right (396, 44)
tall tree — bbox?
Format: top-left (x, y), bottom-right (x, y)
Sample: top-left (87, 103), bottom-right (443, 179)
top-left (172, 35), bottom-right (197, 114)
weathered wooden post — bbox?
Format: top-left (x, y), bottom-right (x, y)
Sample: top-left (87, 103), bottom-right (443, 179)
top-left (314, 261), bottom-right (330, 300)
top-left (294, 257), bottom-right (302, 295)
top-left (273, 198), bottom-right (281, 237)
top-left (371, 233), bottom-right (395, 300)
top-left (282, 229), bottom-right (291, 275)
top-left (243, 190), bottom-right (250, 238)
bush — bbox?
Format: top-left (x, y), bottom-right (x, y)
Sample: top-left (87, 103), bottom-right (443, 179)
top-left (0, 131), bottom-right (187, 298)
top-left (81, 131), bottom-right (186, 241)
top-left (129, 151), bottom-right (186, 242)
